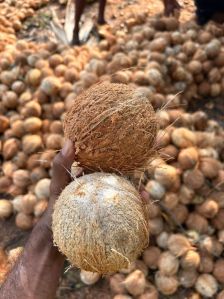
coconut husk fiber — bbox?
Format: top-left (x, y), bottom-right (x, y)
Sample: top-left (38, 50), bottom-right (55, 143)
top-left (52, 173), bottom-right (149, 274)
top-left (64, 82), bottom-right (158, 173)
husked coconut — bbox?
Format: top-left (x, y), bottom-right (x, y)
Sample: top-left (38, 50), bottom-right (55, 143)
top-left (52, 173), bottom-right (149, 274)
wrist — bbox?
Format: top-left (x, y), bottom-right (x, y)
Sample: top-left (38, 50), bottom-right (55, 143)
top-left (33, 211), bottom-right (53, 242)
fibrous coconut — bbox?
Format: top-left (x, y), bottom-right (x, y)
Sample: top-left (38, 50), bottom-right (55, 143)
top-left (52, 173), bottom-right (149, 274)
top-left (64, 82), bottom-right (158, 173)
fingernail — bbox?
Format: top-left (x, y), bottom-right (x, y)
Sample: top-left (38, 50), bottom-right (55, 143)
top-left (61, 140), bottom-right (73, 156)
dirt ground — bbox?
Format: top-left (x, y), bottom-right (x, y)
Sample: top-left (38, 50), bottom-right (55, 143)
top-left (17, 0), bottom-right (196, 43)
top-left (1, 0), bottom-right (223, 298)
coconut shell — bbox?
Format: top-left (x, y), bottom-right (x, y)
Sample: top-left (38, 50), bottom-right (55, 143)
top-left (52, 173), bottom-right (149, 274)
top-left (199, 157), bottom-right (221, 179)
top-left (64, 83), bottom-right (158, 173)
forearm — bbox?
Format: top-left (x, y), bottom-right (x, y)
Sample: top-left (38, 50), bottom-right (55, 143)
top-left (0, 217), bottom-right (65, 299)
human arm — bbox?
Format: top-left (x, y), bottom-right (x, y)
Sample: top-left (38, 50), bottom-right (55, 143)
top-left (0, 140), bottom-right (78, 299)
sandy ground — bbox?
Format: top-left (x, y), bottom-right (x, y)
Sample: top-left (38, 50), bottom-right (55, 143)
top-left (18, 0), bottom-right (196, 43)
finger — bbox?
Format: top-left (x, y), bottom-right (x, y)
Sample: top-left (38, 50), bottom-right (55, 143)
top-left (50, 140), bottom-right (77, 199)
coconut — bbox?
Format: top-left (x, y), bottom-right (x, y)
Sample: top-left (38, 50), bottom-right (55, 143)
top-left (111, 71), bottom-right (130, 84)
top-left (149, 38), bottom-right (168, 52)
top-left (26, 69), bottom-right (42, 86)
top-left (22, 134), bottom-right (43, 155)
top-left (167, 234), bottom-right (193, 257)
top-left (123, 270), bottom-right (146, 296)
top-left (0, 200), bottom-right (13, 218)
top-left (79, 270), bottom-right (100, 287)
top-left (199, 157), bottom-right (221, 179)
top-left (143, 246), bottom-right (161, 269)
top-left (34, 199), bottom-right (48, 217)
top-left (24, 117), bottom-right (42, 133)
top-left (179, 269), bottom-right (198, 288)
top-left (205, 39), bottom-right (221, 58)
top-left (2, 161), bottom-right (18, 177)
top-left (0, 116), bottom-right (9, 133)
top-left (155, 272), bottom-right (178, 295)
top-left (178, 147), bottom-right (199, 170)
top-left (52, 173), bottom-right (149, 274)
top-left (195, 274), bottom-right (218, 298)
top-left (11, 120), bottom-right (25, 138)
top-left (40, 76), bottom-right (61, 95)
top-left (187, 61), bottom-right (202, 75)
top-left (15, 212), bottom-right (33, 230)
top-left (45, 134), bottom-right (63, 150)
top-left (12, 169), bottom-right (30, 188)
top-left (2, 91), bottom-right (18, 109)
top-left (183, 169), bottom-right (205, 190)
top-left (34, 178), bottom-right (51, 200)
top-left (158, 251), bottom-right (179, 276)
top-left (3, 138), bottom-right (20, 160)
top-left (186, 213), bottom-right (208, 234)
top-left (147, 69), bottom-right (163, 86)
top-left (171, 128), bottom-right (196, 148)
top-left (154, 165), bottom-right (178, 189)
top-left (64, 83), bottom-right (158, 173)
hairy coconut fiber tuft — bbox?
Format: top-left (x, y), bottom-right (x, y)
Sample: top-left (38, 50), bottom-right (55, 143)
top-left (63, 82), bottom-right (158, 173)
top-left (52, 173), bottom-right (149, 274)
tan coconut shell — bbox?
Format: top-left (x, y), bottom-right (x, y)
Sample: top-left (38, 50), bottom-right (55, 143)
top-left (64, 83), bottom-right (158, 173)
top-left (178, 147), bottom-right (199, 170)
top-left (80, 270), bottom-right (100, 285)
top-left (179, 269), bottom-right (198, 288)
top-left (155, 272), bottom-right (178, 295)
top-left (110, 273), bottom-right (126, 294)
top-left (0, 116), bottom-right (9, 133)
top-left (186, 213), bottom-right (208, 234)
top-left (154, 164), bottom-right (178, 189)
top-left (143, 246), bottom-right (161, 269)
top-left (199, 157), bottom-right (221, 179)
top-left (171, 128), bottom-right (196, 148)
top-left (15, 213), bottom-right (33, 230)
top-left (195, 274), bottom-right (218, 298)
top-left (167, 234), bottom-right (193, 257)
top-left (40, 76), bottom-right (61, 95)
top-left (22, 135), bottom-right (43, 155)
top-left (158, 251), bottom-right (179, 276)
top-left (123, 270), bottom-right (146, 296)
top-left (213, 259), bottom-right (224, 284)
top-left (52, 173), bottom-right (149, 274)
top-left (183, 169), bottom-right (205, 190)
top-left (3, 138), bottom-right (20, 160)
top-left (12, 169), bottom-right (30, 188)
top-left (0, 200), bottom-right (13, 218)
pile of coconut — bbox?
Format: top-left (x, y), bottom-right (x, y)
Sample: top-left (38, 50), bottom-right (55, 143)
top-left (1, 7), bottom-right (224, 299)
top-left (0, 40), bottom-right (99, 230)
top-left (0, 0), bottom-right (50, 51)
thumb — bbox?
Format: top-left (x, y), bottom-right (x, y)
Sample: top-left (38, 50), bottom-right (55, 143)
top-left (50, 140), bottom-right (77, 199)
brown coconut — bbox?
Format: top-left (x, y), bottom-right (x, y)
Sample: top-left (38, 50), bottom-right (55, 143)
top-left (52, 173), bottom-right (149, 274)
top-left (63, 83), bottom-right (158, 173)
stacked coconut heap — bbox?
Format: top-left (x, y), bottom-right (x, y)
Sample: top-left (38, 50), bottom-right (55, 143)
top-left (0, 9), bottom-right (224, 298)
top-left (0, 40), bottom-right (97, 230)
top-left (0, 0), bottom-right (49, 51)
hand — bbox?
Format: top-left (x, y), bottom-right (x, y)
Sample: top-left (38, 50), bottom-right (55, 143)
top-left (42, 140), bottom-right (82, 230)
